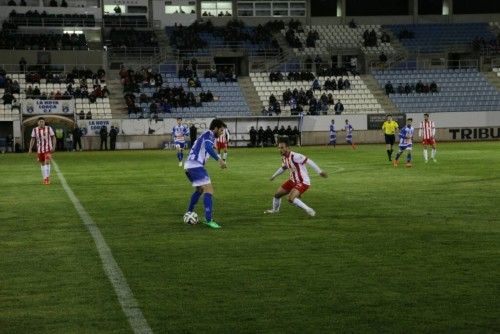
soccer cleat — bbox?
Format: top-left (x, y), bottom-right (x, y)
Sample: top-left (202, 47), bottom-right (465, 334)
top-left (432, 158), bottom-right (437, 163)
top-left (43, 177), bottom-right (50, 185)
top-left (203, 220), bottom-right (221, 229)
top-left (306, 208), bottom-right (316, 217)
top-left (264, 209), bottom-right (278, 214)
top-left (405, 162), bottom-right (412, 168)
top-left (425, 159), bottom-right (429, 163)
top-left (392, 159), bottom-right (399, 167)
top-left (178, 161), bottom-right (183, 167)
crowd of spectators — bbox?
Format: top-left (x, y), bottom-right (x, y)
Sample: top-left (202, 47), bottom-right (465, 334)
top-left (385, 80), bottom-right (439, 95)
top-left (0, 66), bottom-right (107, 104)
top-left (120, 66), bottom-right (216, 118)
top-left (107, 29), bottom-right (158, 48)
top-left (285, 19), bottom-right (304, 48)
top-left (363, 29), bottom-right (379, 47)
top-left (7, 0), bottom-right (69, 5)
top-left (472, 35), bottom-right (500, 55)
top-left (0, 22), bottom-right (87, 49)
top-left (8, 11), bottom-right (95, 27)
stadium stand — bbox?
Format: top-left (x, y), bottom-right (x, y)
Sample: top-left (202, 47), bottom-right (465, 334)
top-left (250, 71), bottom-right (384, 115)
top-left (120, 67), bottom-right (250, 118)
top-left (103, 15), bottom-right (149, 28)
top-left (0, 68), bottom-right (112, 120)
top-left (7, 11), bottom-right (96, 27)
top-left (0, 24), bottom-right (88, 50)
top-left (384, 23), bottom-right (496, 53)
top-left (282, 24), bottom-right (397, 58)
top-left (372, 68), bottom-right (500, 112)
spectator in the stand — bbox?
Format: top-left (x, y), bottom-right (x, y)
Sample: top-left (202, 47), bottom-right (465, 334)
top-left (397, 83), bottom-right (404, 94)
top-left (109, 126), bottom-right (118, 150)
top-left (379, 52), bottom-right (388, 63)
top-left (79, 110), bottom-right (85, 119)
top-left (2, 90), bottom-right (14, 105)
top-left (312, 78), bottom-right (321, 91)
top-left (385, 81), bottom-right (394, 95)
top-left (349, 19), bottom-right (357, 29)
top-left (264, 126), bottom-right (274, 146)
top-left (11, 80), bottom-right (20, 94)
top-left (305, 56), bottom-right (313, 71)
top-left (430, 81), bottom-right (438, 93)
top-left (249, 126), bottom-right (257, 147)
top-left (314, 55), bottom-right (322, 71)
top-left (86, 111), bottom-right (92, 119)
top-left (344, 78), bottom-right (351, 90)
top-left (49, 0), bottom-right (57, 7)
top-left (334, 99), bottom-right (344, 115)
top-left (191, 58), bottom-right (198, 72)
top-left (114, 5), bottom-right (121, 13)
top-left (8, 0), bottom-right (16, 6)
top-left (20, 0), bottom-right (27, 6)
top-left (337, 78), bottom-right (344, 90)
top-left (404, 83), bottom-right (412, 95)
top-left (19, 57), bottom-right (27, 72)
top-left (327, 93), bottom-right (334, 105)
top-left (99, 126), bottom-right (108, 150)
top-left (61, 0), bottom-right (67, 7)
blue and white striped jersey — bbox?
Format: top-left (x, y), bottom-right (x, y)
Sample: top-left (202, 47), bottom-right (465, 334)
top-left (184, 130), bottom-right (218, 168)
top-left (172, 125), bottom-right (189, 143)
top-left (399, 126), bottom-right (414, 146)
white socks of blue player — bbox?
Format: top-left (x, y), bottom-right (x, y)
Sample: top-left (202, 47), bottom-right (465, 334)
top-left (292, 198), bottom-right (316, 217)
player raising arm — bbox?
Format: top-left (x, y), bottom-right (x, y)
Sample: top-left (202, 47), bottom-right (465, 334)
top-left (265, 137), bottom-right (327, 217)
top-left (28, 117), bottom-right (56, 185)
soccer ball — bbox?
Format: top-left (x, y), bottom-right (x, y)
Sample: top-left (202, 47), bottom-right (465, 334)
top-left (183, 211), bottom-right (199, 225)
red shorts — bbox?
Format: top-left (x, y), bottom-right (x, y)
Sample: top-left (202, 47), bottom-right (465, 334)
top-left (216, 142), bottom-right (227, 150)
top-left (281, 179), bottom-right (310, 194)
top-left (37, 152), bottom-right (52, 163)
top-left (422, 138), bottom-right (436, 146)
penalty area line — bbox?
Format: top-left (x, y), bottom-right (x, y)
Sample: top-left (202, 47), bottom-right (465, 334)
top-left (52, 160), bottom-right (153, 334)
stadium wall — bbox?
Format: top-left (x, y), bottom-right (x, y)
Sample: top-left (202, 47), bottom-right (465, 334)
top-left (0, 50), bottom-right (104, 71)
top-left (72, 112), bottom-right (500, 149)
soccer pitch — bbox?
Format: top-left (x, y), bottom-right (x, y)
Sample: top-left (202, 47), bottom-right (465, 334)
top-left (1, 142), bottom-right (499, 333)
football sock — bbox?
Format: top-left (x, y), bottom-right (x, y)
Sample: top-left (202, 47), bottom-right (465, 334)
top-left (180, 151), bottom-right (184, 161)
top-left (273, 197), bottom-right (281, 211)
top-left (407, 152), bottom-right (412, 162)
top-left (188, 191), bottom-right (202, 212)
top-left (431, 148), bottom-right (436, 159)
top-left (386, 150), bottom-right (391, 160)
top-left (177, 152), bottom-right (183, 161)
top-left (223, 152), bottom-right (227, 161)
top-left (423, 149), bottom-right (428, 161)
top-left (46, 164), bottom-right (51, 177)
top-left (395, 151), bottom-right (402, 161)
top-left (41, 166), bottom-right (46, 178)
top-left (203, 193), bottom-right (213, 222)
top-left (292, 198), bottom-right (312, 212)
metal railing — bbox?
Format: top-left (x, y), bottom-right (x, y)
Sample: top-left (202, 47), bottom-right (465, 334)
top-left (369, 58), bottom-right (479, 71)
top-left (0, 63), bottom-right (105, 74)
top-left (8, 16), bottom-right (95, 27)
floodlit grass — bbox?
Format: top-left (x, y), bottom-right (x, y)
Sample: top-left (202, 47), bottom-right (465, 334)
top-left (1, 142), bottom-right (499, 333)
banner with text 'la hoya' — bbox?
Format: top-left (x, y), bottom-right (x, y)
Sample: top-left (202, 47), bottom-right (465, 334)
top-left (22, 99), bottom-right (75, 115)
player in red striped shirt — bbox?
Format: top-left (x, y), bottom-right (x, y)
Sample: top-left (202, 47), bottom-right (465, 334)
top-left (419, 113), bottom-right (437, 163)
top-left (215, 127), bottom-right (229, 162)
top-left (265, 137), bottom-right (327, 216)
top-left (28, 117), bottom-right (56, 185)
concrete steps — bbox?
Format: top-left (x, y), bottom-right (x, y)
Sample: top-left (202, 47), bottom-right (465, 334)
top-left (361, 74), bottom-right (399, 114)
top-left (105, 69), bottom-right (127, 117)
top-left (238, 77), bottom-right (263, 115)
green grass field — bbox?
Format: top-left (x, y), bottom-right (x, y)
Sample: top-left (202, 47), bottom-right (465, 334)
top-left (1, 142), bottom-right (499, 333)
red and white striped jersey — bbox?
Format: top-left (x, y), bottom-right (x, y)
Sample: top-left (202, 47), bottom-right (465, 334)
top-left (215, 128), bottom-right (229, 145)
top-left (419, 120), bottom-right (436, 139)
top-left (31, 126), bottom-right (55, 153)
top-left (282, 151), bottom-right (311, 185)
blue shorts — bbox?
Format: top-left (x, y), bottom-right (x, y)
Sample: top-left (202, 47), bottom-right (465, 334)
top-left (185, 167), bottom-right (211, 187)
top-left (175, 141), bottom-right (186, 149)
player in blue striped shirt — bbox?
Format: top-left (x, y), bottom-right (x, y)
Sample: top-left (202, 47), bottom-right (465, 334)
top-left (393, 118), bottom-right (414, 168)
top-left (173, 117), bottom-right (189, 167)
top-left (328, 119), bottom-right (336, 147)
top-left (184, 119), bottom-right (227, 229)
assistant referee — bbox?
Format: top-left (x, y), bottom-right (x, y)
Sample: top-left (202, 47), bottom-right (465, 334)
top-left (382, 114), bottom-right (399, 161)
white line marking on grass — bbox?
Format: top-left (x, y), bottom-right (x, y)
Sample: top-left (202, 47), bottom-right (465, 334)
top-left (52, 160), bottom-right (153, 334)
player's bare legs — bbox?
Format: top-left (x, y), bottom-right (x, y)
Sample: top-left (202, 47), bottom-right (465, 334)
top-left (176, 145), bottom-right (184, 167)
top-left (222, 148), bottom-right (227, 162)
top-left (264, 187), bottom-right (288, 213)
top-left (287, 188), bottom-right (315, 216)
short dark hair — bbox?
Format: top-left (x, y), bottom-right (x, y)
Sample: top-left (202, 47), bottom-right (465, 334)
top-left (407, 118), bottom-right (413, 122)
top-left (177, 117), bottom-right (182, 121)
top-left (386, 114), bottom-right (392, 118)
top-left (424, 113), bottom-right (429, 117)
top-left (209, 119), bottom-right (226, 130)
top-left (277, 136), bottom-right (289, 146)
top-left (38, 117), bottom-right (45, 121)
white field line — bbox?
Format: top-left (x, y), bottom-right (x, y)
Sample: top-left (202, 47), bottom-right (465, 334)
top-left (52, 160), bottom-right (153, 334)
